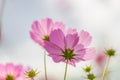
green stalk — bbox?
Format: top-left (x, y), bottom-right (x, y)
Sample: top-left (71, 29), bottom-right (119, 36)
top-left (64, 60), bottom-right (68, 80)
top-left (101, 57), bottom-right (110, 80)
top-left (44, 51), bottom-right (48, 80)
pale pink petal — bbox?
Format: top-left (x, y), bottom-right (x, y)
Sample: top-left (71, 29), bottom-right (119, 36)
top-left (49, 54), bottom-right (65, 62)
top-left (65, 33), bottom-right (79, 49)
top-left (67, 28), bottom-right (77, 34)
top-left (64, 59), bottom-right (79, 67)
top-left (40, 18), bottom-right (53, 35)
top-left (0, 64), bottom-right (6, 78)
top-left (17, 77), bottom-right (28, 80)
top-left (74, 44), bottom-right (84, 52)
top-left (5, 63), bottom-right (15, 74)
top-left (73, 56), bottom-right (85, 62)
top-left (30, 31), bottom-right (43, 46)
top-left (0, 78), bottom-right (4, 80)
top-left (79, 30), bottom-right (92, 47)
top-left (31, 21), bottom-right (44, 36)
top-left (74, 48), bottom-right (86, 59)
top-left (50, 29), bottom-right (65, 49)
top-left (83, 48), bottom-right (96, 60)
top-left (68, 58), bottom-right (84, 67)
top-left (14, 65), bottom-right (23, 76)
top-left (44, 41), bottom-right (62, 55)
top-left (68, 60), bottom-right (76, 67)
top-left (32, 18), bottom-right (53, 36)
top-left (53, 22), bottom-right (65, 33)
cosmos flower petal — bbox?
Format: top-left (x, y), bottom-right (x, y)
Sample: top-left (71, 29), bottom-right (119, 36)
top-left (30, 31), bottom-right (43, 46)
top-left (14, 65), bottom-right (23, 76)
top-left (83, 48), bottom-right (96, 60)
top-left (74, 44), bottom-right (84, 52)
top-left (40, 18), bottom-right (53, 34)
top-left (79, 30), bottom-right (92, 47)
top-left (49, 54), bottom-right (65, 62)
top-left (32, 18), bottom-right (53, 36)
top-left (5, 63), bottom-right (15, 74)
top-left (68, 60), bottom-right (76, 67)
top-left (53, 22), bottom-right (65, 33)
top-left (67, 28), bottom-right (77, 34)
top-left (65, 33), bottom-right (79, 49)
top-left (74, 48), bottom-right (86, 59)
top-left (31, 20), bottom-right (44, 36)
top-left (44, 41), bottom-right (62, 55)
top-left (50, 29), bottom-right (65, 49)
top-left (0, 64), bottom-right (5, 77)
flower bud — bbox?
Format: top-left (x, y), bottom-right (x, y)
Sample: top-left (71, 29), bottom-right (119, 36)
top-left (87, 73), bottom-right (96, 80)
top-left (105, 49), bottom-right (115, 57)
top-left (83, 65), bottom-right (92, 73)
top-left (26, 69), bottom-right (38, 79)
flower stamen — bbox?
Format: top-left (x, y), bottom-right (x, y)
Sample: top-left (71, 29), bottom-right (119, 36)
top-left (43, 35), bottom-right (49, 41)
top-left (62, 49), bottom-right (75, 60)
top-left (5, 75), bottom-right (14, 80)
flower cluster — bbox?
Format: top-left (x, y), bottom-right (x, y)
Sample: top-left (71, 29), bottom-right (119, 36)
top-left (0, 18), bottom-right (117, 80)
top-left (30, 18), bottom-right (96, 66)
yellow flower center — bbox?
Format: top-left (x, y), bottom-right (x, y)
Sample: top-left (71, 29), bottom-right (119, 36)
top-left (5, 75), bottom-right (14, 80)
top-left (26, 69), bottom-right (38, 78)
top-left (43, 35), bottom-right (49, 41)
top-left (62, 49), bottom-right (75, 60)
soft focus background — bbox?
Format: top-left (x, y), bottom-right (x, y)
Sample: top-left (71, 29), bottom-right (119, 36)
top-left (0, 0), bottom-right (120, 80)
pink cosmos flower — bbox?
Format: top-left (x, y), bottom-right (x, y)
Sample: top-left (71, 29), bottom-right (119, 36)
top-left (30, 18), bottom-right (65, 46)
top-left (95, 53), bottom-right (107, 65)
top-left (44, 29), bottom-right (96, 66)
top-left (94, 52), bottom-right (107, 77)
top-left (0, 63), bottom-right (28, 80)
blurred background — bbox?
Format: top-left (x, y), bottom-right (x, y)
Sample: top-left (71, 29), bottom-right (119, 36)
top-left (0, 0), bottom-right (120, 80)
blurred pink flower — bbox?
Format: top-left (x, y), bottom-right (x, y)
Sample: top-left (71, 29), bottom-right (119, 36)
top-left (96, 53), bottom-right (106, 65)
top-left (95, 52), bottom-right (107, 67)
top-left (94, 52), bottom-right (107, 77)
top-left (44, 29), bottom-right (96, 66)
top-left (0, 63), bottom-right (28, 80)
top-left (30, 18), bottom-right (65, 47)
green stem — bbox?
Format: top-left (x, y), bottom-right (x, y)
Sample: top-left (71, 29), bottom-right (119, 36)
top-left (44, 51), bottom-right (47, 80)
top-left (64, 60), bottom-right (68, 80)
top-left (101, 57), bottom-right (110, 80)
